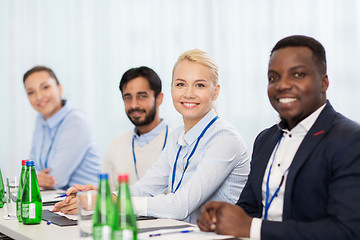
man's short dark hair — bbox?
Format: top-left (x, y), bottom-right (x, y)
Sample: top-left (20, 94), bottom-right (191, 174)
top-left (270, 35), bottom-right (327, 74)
top-left (23, 66), bottom-right (59, 85)
top-left (119, 66), bottom-right (162, 97)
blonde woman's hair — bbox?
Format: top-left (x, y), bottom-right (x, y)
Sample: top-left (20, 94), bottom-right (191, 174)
top-left (172, 49), bottom-right (219, 85)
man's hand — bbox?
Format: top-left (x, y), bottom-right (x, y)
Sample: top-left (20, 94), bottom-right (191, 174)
top-left (197, 201), bottom-right (252, 238)
top-left (197, 201), bottom-right (219, 232)
top-left (52, 184), bottom-right (97, 214)
top-left (37, 169), bottom-right (57, 189)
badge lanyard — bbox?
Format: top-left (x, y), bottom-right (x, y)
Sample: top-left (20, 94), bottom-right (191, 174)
top-left (39, 117), bottom-right (66, 169)
top-left (171, 116), bottom-right (219, 193)
top-left (264, 134), bottom-right (290, 220)
top-left (132, 125), bottom-right (168, 180)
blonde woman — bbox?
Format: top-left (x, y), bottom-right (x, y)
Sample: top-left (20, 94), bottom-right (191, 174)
top-left (53, 50), bottom-right (250, 223)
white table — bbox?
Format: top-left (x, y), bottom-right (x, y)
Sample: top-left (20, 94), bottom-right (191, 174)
top-left (0, 206), bottom-right (77, 240)
top-left (0, 206), bottom-right (244, 240)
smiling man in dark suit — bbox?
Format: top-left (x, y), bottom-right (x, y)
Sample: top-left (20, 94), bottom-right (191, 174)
top-left (197, 35), bottom-right (360, 239)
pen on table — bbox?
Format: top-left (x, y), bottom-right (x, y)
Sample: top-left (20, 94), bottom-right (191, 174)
top-left (55, 192), bottom-right (77, 198)
top-left (149, 229), bottom-right (194, 237)
top-left (55, 194), bottom-right (68, 198)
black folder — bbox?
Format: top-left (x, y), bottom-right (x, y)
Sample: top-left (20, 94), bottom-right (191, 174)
top-left (42, 210), bottom-right (158, 227)
top-left (42, 209), bottom-right (78, 226)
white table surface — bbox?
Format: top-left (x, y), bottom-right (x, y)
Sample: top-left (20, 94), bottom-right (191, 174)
top-left (0, 205), bottom-right (244, 240)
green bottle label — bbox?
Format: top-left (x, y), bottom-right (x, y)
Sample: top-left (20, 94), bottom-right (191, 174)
top-left (93, 225), bottom-right (112, 240)
top-left (22, 203), bottom-right (38, 218)
top-left (113, 229), bottom-right (134, 240)
top-left (22, 203), bottom-right (40, 219)
top-left (22, 203), bottom-right (29, 218)
top-left (29, 203), bottom-right (36, 219)
top-left (21, 202), bottom-right (42, 224)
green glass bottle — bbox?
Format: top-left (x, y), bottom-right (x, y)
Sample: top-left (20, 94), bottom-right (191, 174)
top-left (113, 174), bottom-right (137, 240)
top-left (17, 160), bottom-right (28, 222)
top-left (21, 161), bottom-right (42, 224)
top-left (0, 168), bottom-right (4, 208)
top-left (93, 173), bottom-right (115, 240)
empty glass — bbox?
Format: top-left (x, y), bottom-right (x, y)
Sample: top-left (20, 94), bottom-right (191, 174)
top-left (77, 190), bottom-right (98, 239)
top-left (6, 177), bottom-right (19, 219)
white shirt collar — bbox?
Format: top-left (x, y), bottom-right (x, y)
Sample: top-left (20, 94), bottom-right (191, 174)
top-left (278, 102), bottom-right (327, 134)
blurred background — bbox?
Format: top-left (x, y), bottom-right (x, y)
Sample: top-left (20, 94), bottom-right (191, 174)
top-left (1, 0), bottom-right (360, 177)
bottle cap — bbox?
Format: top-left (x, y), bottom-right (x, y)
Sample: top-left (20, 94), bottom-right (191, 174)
top-left (99, 173), bottom-right (108, 180)
top-left (118, 174), bottom-right (129, 183)
top-left (26, 161), bottom-right (35, 167)
top-left (22, 159), bottom-right (29, 165)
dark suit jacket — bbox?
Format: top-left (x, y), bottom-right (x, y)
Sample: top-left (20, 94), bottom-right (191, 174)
top-left (237, 101), bottom-right (360, 239)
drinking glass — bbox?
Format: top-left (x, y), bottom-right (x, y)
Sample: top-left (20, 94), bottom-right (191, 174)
top-left (77, 190), bottom-right (97, 239)
top-left (6, 177), bottom-right (19, 219)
